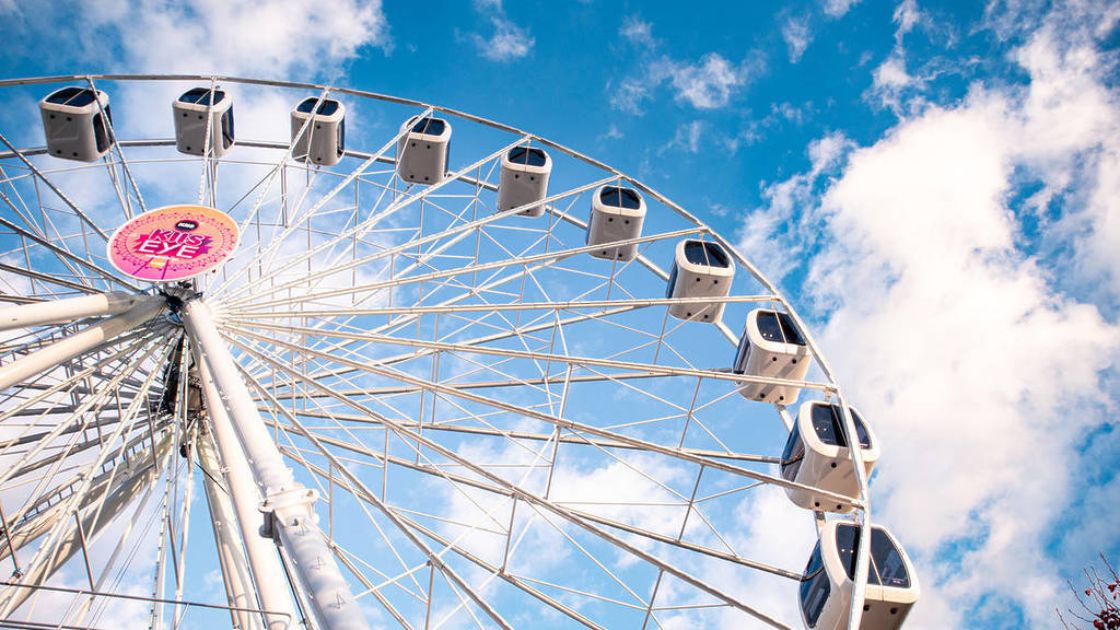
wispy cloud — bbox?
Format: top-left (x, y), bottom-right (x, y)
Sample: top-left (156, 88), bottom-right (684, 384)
top-left (738, 132), bottom-right (853, 279)
top-left (664, 120), bottom-right (705, 154)
top-left (619, 15), bottom-right (656, 48)
top-left (780, 16), bottom-right (812, 63)
top-left (866, 0), bottom-right (930, 111)
top-left (893, 0), bottom-right (922, 43)
top-left (598, 123), bottom-right (624, 141)
top-left (606, 75), bottom-right (654, 115)
top-left (76, 0), bottom-right (390, 76)
top-left (468, 0), bottom-right (534, 62)
top-left (665, 53), bottom-right (747, 109)
top-left (822, 0), bottom-right (861, 17)
top-left (608, 16), bottom-right (762, 114)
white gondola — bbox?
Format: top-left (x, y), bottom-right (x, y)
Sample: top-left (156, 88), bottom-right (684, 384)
top-left (800, 520), bottom-right (919, 630)
top-left (397, 115), bottom-right (451, 184)
top-left (732, 308), bottom-right (810, 404)
top-left (173, 87), bottom-right (235, 157)
top-left (587, 185), bottom-right (646, 261)
top-left (780, 401), bottom-right (880, 512)
top-left (291, 97), bottom-right (346, 166)
top-left (498, 146), bottom-right (551, 216)
top-left (39, 87), bottom-right (113, 162)
top-left (665, 239), bottom-right (734, 322)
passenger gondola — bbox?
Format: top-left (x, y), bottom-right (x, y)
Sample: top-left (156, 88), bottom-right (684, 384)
top-left (732, 308), bottom-right (810, 404)
top-left (800, 520), bottom-right (919, 629)
top-left (780, 401), bottom-right (880, 512)
top-left (173, 87), bottom-right (235, 157)
top-left (587, 185), bottom-right (646, 261)
top-left (498, 146), bottom-right (551, 216)
top-left (291, 97), bottom-right (346, 166)
top-left (665, 239), bottom-right (734, 322)
top-left (39, 87), bottom-right (114, 162)
top-left (397, 115), bottom-right (451, 184)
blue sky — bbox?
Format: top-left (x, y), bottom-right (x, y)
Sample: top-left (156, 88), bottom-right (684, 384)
top-left (1, 0), bottom-right (1118, 628)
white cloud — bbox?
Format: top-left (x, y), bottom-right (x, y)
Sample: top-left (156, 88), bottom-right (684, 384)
top-left (869, 53), bottom-right (917, 111)
top-left (739, 132), bottom-right (853, 281)
top-left (607, 75), bottom-right (653, 115)
top-left (0, 0), bottom-right (389, 196)
top-left (666, 120), bottom-right (705, 154)
top-left (823, 0), bottom-right (861, 18)
top-left (666, 53), bottom-right (745, 109)
top-left (611, 52), bottom-right (756, 114)
top-left (770, 100), bottom-right (810, 125)
top-left (893, 0), bottom-right (922, 43)
top-left (807, 132), bottom-right (852, 170)
top-left (470, 17), bottom-right (534, 62)
top-left (468, 2), bottom-right (534, 63)
top-left (982, 0), bottom-right (1120, 42)
top-left (608, 14), bottom-right (761, 115)
top-left (810, 98), bottom-right (1118, 624)
top-left (872, 55), bottom-right (912, 91)
top-left (717, 489), bottom-right (817, 626)
top-left (80, 0), bottom-right (390, 76)
top-left (866, 0), bottom-right (928, 110)
top-left (620, 15), bottom-right (655, 48)
top-left (738, 6), bottom-right (1120, 626)
top-left (780, 17), bottom-right (812, 63)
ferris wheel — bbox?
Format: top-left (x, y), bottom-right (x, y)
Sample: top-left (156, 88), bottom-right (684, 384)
top-left (0, 74), bottom-right (920, 630)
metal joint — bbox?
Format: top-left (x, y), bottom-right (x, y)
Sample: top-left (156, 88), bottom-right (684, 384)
top-left (259, 487), bottom-right (318, 540)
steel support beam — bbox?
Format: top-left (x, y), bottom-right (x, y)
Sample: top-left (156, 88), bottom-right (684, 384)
top-left (0, 298), bottom-right (164, 391)
top-left (0, 292), bottom-right (159, 333)
top-left (197, 428), bottom-right (266, 630)
top-left (196, 360), bottom-right (297, 630)
top-left (183, 299), bottom-right (368, 630)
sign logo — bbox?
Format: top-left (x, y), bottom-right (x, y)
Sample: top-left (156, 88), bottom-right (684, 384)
top-left (107, 205), bottom-right (239, 282)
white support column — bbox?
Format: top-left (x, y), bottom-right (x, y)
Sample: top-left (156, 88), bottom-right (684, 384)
top-left (0, 297), bottom-right (165, 391)
top-left (0, 292), bottom-right (159, 332)
top-left (197, 428), bottom-right (266, 630)
top-left (196, 360), bottom-right (298, 630)
top-left (183, 299), bottom-right (369, 630)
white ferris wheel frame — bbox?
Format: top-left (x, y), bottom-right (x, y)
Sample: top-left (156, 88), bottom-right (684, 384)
top-left (0, 73), bottom-right (878, 630)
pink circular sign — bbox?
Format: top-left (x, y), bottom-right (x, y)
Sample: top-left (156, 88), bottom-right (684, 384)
top-left (107, 205), bottom-right (239, 282)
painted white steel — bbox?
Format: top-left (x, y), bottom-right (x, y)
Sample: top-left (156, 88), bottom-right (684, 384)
top-left (197, 429), bottom-right (267, 630)
top-left (195, 359), bottom-right (297, 630)
top-left (0, 74), bottom-right (891, 627)
top-left (0, 297), bottom-right (164, 391)
top-left (183, 299), bottom-right (368, 630)
top-left (0, 438), bottom-right (172, 616)
top-left (0, 292), bottom-right (156, 332)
